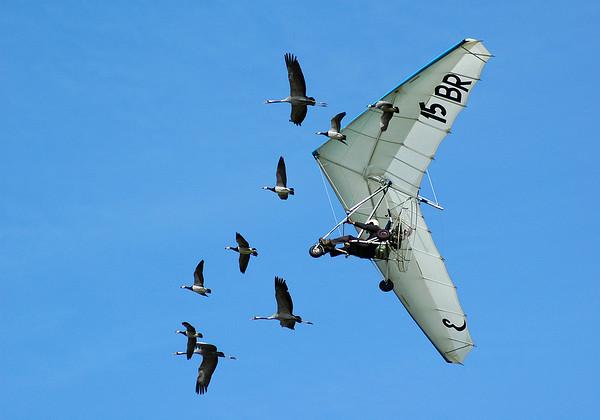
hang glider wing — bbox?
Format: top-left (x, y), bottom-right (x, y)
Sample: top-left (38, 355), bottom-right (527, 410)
top-left (313, 39), bottom-right (491, 363)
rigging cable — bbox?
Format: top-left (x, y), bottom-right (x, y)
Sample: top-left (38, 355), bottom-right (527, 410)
top-left (426, 169), bottom-right (440, 205)
top-left (319, 168), bottom-right (343, 236)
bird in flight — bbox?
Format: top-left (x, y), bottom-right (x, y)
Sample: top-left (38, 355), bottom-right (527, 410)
top-left (180, 260), bottom-right (211, 297)
top-left (265, 53), bottom-right (327, 126)
top-left (368, 101), bottom-right (399, 132)
top-left (175, 322), bottom-right (204, 360)
top-left (263, 156), bottom-right (295, 200)
top-left (316, 112), bottom-right (348, 145)
top-left (252, 276), bottom-right (313, 329)
top-left (225, 232), bottom-right (258, 273)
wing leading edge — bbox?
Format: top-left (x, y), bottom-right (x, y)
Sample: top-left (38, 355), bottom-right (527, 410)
top-left (313, 39), bottom-right (491, 363)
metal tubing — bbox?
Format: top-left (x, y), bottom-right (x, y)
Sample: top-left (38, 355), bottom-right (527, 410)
top-left (322, 183), bottom-right (390, 239)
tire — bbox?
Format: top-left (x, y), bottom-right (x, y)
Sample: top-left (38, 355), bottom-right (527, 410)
top-left (309, 244), bottom-right (325, 258)
top-left (377, 229), bottom-right (391, 240)
top-left (379, 279), bottom-right (394, 292)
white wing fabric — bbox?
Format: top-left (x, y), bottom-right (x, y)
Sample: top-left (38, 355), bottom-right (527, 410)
top-left (313, 39), bottom-right (491, 363)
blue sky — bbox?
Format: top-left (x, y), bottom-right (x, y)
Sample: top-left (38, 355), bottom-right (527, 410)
top-left (1, 1), bottom-right (599, 419)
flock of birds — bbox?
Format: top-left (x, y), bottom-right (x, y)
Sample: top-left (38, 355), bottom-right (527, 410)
top-left (175, 53), bottom-right (397, 395)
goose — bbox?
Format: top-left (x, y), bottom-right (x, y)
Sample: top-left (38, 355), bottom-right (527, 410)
top-left (316, 112), bottom-right (347, 145)
top-left (251, 276), bottom-right (313, 330)
top-left (368, 100), bottom-right (399, 132)
top-left (225, 232), bottom-right (258, 273)
top-left (262, 156), bottom-right (295, 200)
top-left (265, 53), bottom-right (327, 126)
top-left (175, 322), bottom-right (203, 360)
top-left (180, 260), bottom-right (211, 297)
top-left (174, 342), bottom-right (237, 360)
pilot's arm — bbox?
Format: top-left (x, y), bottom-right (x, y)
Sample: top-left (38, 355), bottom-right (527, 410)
top-left (346, 219), bottom-right (380, 234)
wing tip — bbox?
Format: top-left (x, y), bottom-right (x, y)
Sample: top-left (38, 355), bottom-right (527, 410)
top-left (275, 276), bottom-right (287, 288)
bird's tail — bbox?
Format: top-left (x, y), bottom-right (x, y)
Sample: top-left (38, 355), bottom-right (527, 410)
top-left (206, 289), bottom-right (212, 294)
top-left (289, 188), bottom-right (295, 195)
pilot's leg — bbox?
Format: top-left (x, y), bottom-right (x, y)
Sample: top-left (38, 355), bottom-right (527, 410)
top-left (330, 235), bottom-right (356, 245)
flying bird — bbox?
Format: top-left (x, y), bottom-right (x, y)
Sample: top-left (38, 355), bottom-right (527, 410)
top-left (368, 101), bottom-right (399, 132)
top-left (316, 112), bottom-right (347, 144)
top-left (225, 232), bottom-right (258, 273)
top-left (176, 322), bottom-right (203, 360)
top-left (265, 53), bottom-right (327, 126)
top-left (263, 156), bottom-right (295, 200)
top-left (180, 260), bottom-right (211, 297)
top-left (175, 343), bottom-right (236, 395)
top-left (252, 276), bottom-right (313, 329)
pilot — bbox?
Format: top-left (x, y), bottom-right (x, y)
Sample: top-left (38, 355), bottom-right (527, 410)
top-left (322, 218), bottom-right (385, 258)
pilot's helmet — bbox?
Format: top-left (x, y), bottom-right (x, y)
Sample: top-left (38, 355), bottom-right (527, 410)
top-left (366, 218), bottom-right (380, 227)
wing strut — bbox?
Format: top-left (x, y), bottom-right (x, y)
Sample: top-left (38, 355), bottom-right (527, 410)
top-left (321, 180), bottom-right (391, 240)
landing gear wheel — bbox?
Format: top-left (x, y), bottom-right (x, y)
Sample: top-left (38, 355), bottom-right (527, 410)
top-left (377, 229), bottom-right (391, 240)
top-left (379, 279), bottom-right (394, 292)
top-left (309, 244), bottom-right (325, 258)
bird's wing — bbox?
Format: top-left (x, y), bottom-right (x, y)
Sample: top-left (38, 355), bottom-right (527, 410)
top-left (186, 336), bottom-right (197, 360)
top-left (193, 260), bottom-right (204, 287)
top-left (236, 232), bottom-right (249, 248)
top-left (279, 319), bottom-right (296, 330)
top-left (380, 111), bottom-right (393, 131)
top-left (276, 156), bottom-right (287, 187)
top-left (330, 112), bottom-right (346, 132)
top-left (285, 53), bottom-right (307, 97)
top-left (196, 342), bottom-right (218, 353)
top-left (196, 354), bottom-right (218, 395)
top-left (182, 321), bottom-right (196, 335)
top-left (275, 276), bottom-right (293, 315)
top-left (290, 104), bottom-right (308, 126)
top-left (239, 254), bottom-right (250, 273)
